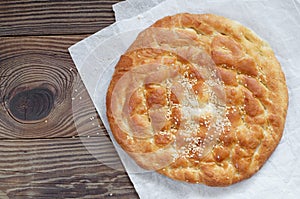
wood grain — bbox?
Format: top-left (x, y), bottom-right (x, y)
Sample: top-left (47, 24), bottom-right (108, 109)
top-left (0, 34), bottom-right (139, 197)
top-left (0, 0), bottom-right (139, 198)
top-left (0, 137), bottom-right (138, 199)
top-left (0, 35), bottom-right (105, 138)
top-left (0, 0), bottom-right (120, 36)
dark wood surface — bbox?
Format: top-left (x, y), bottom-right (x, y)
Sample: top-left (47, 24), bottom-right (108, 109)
top-left (0, 0), bottom-right (139, 198)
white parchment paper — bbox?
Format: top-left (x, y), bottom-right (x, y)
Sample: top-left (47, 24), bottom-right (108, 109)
top-left (112, 0), bottom-right (165, 21)
top-left (69, 0), bottom-right (300, 198)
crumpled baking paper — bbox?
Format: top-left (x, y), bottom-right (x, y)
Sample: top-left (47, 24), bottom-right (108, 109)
top-left (112, 0), bottom-right (165, 21)
top-left (69, 0), bottom-right (300, 198)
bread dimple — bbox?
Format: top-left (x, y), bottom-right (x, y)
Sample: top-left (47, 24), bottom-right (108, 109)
top-left (106, 13), bottom-right (288, 186)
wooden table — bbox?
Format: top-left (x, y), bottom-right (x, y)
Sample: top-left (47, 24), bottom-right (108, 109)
top-left (0, 1), bottom-right (139, 198)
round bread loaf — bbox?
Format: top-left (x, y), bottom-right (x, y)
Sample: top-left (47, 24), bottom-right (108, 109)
top-left (106, 13), bottom-right (288, 186)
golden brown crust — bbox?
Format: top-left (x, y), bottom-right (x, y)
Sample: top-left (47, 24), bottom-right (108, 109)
top-left (106, 13), bottom-right (288, 186)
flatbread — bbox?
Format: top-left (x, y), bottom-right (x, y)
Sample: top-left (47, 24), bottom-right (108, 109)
top-left (106, 13), bottom-right (288, 186)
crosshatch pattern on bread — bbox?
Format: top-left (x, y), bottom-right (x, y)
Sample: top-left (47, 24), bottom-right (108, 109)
top-left (106, 13), bottom-right (288, 186)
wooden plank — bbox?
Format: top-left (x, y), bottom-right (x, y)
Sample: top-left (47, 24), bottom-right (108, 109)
top-left (0, 35), bottom-right (107, 138)
top-left (0, 1), bottom-right (140, 197)
top-left (0, 0), bottom-right (121, 36)
top-left (0, 137), bottom-right (138, 199)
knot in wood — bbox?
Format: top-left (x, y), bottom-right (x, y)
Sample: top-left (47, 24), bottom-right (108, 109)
top-left (8, 88), bottom-right (54, 122)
